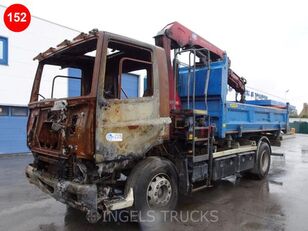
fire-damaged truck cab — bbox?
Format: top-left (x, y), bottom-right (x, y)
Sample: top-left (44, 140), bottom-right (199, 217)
top-left (26, 30), bottom-right (171, 222)
top-left (26, 23), bottom-right (288, 223)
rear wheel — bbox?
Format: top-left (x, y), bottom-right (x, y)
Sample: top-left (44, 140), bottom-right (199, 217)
top-left (250, 142), bottom-right (271, 179)
top-left (125, 157), bottom-right (178, 213)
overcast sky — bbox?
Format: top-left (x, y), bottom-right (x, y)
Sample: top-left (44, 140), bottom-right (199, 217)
top-left (3, 0), bottom-right (308, 111)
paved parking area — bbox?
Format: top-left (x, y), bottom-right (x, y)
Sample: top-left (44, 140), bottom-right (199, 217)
top-left (0, 134), bottom-right (307, 231)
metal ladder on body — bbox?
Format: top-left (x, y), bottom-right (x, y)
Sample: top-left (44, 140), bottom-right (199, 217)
top-left (186, 48), bottom-right (211, 163)
top-left (174, 48), bottom-right (214, 189)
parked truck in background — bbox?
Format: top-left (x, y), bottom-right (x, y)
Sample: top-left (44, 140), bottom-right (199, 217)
top-left (25, 22), bottom-right (289, 223)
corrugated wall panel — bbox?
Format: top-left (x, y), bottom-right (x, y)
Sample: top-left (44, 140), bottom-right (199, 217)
top-left (0, 116), bottom-right (29, 154)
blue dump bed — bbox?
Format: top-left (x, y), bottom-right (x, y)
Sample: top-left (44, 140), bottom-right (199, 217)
top-left (178, 57), bottom-right (289, 138)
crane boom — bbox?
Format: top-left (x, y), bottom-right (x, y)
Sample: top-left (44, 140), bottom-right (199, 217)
top-left (155, 21), bottom-right (246, 106)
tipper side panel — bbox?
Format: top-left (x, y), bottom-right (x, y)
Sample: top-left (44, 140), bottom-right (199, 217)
top-left (178, 58), bottom-right (288, 138)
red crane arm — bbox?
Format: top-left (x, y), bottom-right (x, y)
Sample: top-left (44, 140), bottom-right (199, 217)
top-left (154, 22), bottom-right (246, 107)
top-left (156, 21), bottom-right (225, 60)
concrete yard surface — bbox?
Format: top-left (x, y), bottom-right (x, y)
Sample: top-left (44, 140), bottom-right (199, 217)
top-left (0, 134), bottom-right (307, 231)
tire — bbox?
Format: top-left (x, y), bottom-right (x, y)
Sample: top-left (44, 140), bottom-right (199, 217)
top-left (125, 157), bottom-right (178, 213)
top-left (250, 142), bottom-right (271, 179)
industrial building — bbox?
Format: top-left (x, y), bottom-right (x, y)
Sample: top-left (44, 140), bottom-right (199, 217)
top-left (0, 5), bottom-right (81, 154)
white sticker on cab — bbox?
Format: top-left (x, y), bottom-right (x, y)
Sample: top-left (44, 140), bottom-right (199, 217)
top-left (106, 133), bottom-right (123, 142)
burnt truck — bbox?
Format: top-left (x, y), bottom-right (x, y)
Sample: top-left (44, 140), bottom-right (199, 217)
top-left (25, 22), bottom-right (289, 223)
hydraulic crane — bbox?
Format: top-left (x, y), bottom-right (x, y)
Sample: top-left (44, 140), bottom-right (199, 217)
top-left (154, 21), bottom-right (247, 107)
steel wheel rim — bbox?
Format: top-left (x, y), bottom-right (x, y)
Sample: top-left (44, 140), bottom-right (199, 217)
top-left (147, 173), bottom-right (172, 208)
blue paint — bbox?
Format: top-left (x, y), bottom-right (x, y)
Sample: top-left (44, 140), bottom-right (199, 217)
top-left (121, 74), bottom-right (138, 98)
top-left (178, 56), bottom-right (288, 138)
top-left (178, 59), bottom-right (227, 98)
top-left (67, 68), bottom-right (139, 98)
top-left (246, 100), bottom-right (286, 107)
top-left (0, 114), bottom-right (29, 154)
top-left (68, 68), bottom-right (82, 97)
top-left (0, 36), bottom-right (8, 65)
top-left (144, 78), bottom-right (147, 91)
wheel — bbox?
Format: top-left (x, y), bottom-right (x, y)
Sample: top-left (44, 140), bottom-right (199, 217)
top-left (250, 142), bottom-right (271, 179)
top-left (125, 157), bottom-right (178, 213)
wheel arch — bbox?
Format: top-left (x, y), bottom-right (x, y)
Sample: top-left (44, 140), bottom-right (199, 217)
top-left (257, 136), bottom-right (272, 155)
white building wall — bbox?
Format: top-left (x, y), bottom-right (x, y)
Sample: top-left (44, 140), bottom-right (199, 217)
top-left (0, 5), bottom-right (79, 105)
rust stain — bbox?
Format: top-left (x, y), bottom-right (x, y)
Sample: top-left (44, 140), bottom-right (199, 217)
top-left (128, 125), bottom-right (139, 130)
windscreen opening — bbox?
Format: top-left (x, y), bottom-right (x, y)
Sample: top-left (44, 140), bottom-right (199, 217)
top-left (37, 38), bottom-right (97, 100)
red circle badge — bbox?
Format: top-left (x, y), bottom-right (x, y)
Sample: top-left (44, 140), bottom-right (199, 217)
top-left (4, 4), bottom-right (31, 32)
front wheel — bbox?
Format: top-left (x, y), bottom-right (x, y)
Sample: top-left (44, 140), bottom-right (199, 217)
top-left (250, 141), bottom-right (271, 179)
top-left (125, 157), bottom-right (178, 213)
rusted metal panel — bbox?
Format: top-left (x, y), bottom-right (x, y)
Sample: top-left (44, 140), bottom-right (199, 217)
top-left (156, 48), bottom-right (170, 118)
top-left (94, 34), bottom-right (171, 163)
top-left (95, 95), bottom-right (170, 163)
top-left (28, 31), bottom-right (172, 166)
top-left (27, 98), bottom-right (96, 160)
top-left (33, 30), bottom-right (100, 61)
top-left (25, 165), bottom-right (100, 222)
top-left (28, 33), bottom-right (105, 161)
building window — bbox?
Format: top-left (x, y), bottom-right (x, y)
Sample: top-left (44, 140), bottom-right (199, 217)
top-left (0, 36), bottom-right (8, 65)
top-left (0, 106), bottom-right (9, 116)
top-left (11, 107), bottom-right (28, 117)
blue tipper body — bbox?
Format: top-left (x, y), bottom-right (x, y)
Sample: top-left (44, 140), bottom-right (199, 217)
top-left (178, 56), bottom-right (289, 138)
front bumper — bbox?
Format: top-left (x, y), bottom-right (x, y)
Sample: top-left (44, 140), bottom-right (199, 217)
top-left (25, 165), bottom-right (98, 212)
top-left (25, 165), bottom-right (134, 222)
